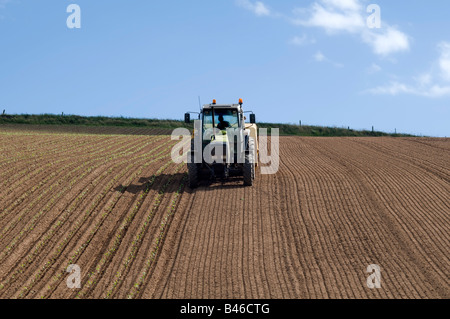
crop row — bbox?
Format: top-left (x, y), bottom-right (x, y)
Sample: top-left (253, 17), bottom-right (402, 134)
top-left (0, 135), bottom-right (161, 256)
top-left (77, 160), bottom-right (181, 298)
top-left (0, 135), bottom-right (132, 218)
top-left (0, 134), bottom-right (164, 223)
top-left (0, 134), bottom-right (98, 177)
top-left (25, 140), bottom-right (179, 298)
top-left (0, 136), bottom-right (169, 294)
top-left (126, 172), bottom-right (188, 299)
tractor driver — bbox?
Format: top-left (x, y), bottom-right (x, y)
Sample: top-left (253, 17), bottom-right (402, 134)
top-left (217, 114), bottom-right (231, 130)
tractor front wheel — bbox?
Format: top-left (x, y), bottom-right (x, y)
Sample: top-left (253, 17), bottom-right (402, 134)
top-left (244, 138), bottom-right (256, 186)
top-left (243, 154), bottom-right (255, 186)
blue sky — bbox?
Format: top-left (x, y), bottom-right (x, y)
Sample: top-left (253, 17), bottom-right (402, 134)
top-left (0, 0), bottom-right (449, 136)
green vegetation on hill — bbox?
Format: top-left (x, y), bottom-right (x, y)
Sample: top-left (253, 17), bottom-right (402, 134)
top-left (257, 122), bottom-right (413, 137)
top-left (0, 113), bottom-right (414, 137)
top-left (0, 114), bottom-right (191, 130)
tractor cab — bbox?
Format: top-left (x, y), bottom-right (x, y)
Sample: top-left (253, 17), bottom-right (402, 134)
top-left (184, 99), bottom-right (258, 188)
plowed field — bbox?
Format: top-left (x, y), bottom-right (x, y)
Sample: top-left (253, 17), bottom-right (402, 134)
top-left (0, 125), bottom-right (448, 299)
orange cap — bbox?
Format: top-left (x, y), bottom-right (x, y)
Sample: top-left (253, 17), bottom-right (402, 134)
top-left (239, 98), bottom-right (243, 104)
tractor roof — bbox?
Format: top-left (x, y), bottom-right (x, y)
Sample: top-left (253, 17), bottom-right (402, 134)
top-left (202, 104), bottom-right (242, 110)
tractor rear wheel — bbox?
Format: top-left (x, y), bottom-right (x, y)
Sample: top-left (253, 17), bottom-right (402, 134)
top-left (188, 162), bottom-right (198, 188)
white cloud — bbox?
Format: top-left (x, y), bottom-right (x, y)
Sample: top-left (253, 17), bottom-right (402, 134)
top-left (366, 82), bottom-right (416, 96)
top-left (414, 73), bottom-right (432, 87)
top-left (293, 1), bottom-right (365, 34)
top-left (322, 0), bottom-right (362, 12)
top-left (235, 0), bottom-right (410, 57)
top-left (313, 50), bottom-right (344, 67)
top-left (292, 0), bottom-right (410, 56)
top-left (314, 51), bottom-right (326, 62)
top-left (438, 42), bottom-right (450, 81)
top-left (426, 85), bottom-right (450, 97)
top-left (366, 82), bottom-right (450, 98)
top-left (362, 27), bottom-right (410, 56)
top-left (366, 42), bottom-right (450, 98)
top-left (289, 34), bottom-right (316, 46)
top-left (236, 0), bottom-right (271, 17)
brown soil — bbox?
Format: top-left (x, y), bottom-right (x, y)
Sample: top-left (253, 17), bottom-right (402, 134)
top-left (0, 125), bottom-right (448, 299)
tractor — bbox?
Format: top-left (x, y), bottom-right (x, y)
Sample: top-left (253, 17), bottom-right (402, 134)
top-left (184, 99), bottom-right (258, 188)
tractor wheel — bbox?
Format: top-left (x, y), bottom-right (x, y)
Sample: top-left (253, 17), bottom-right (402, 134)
top-left (243, 138), bottom-right (255, 186)
top-left (188, 162), bottom-right (198, 188)
top-left (188, 140), bottom-right (199, 188)
top-left (243, 155), bottom-right (255, 186)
